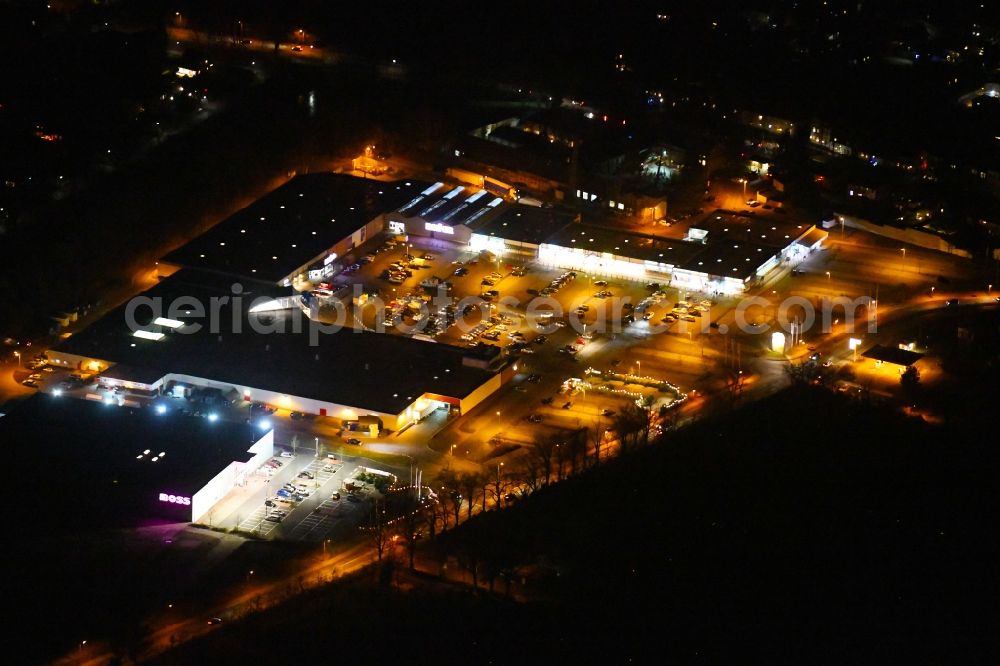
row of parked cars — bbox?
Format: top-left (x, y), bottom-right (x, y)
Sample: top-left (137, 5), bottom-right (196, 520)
top-left (537, 270), bottom-right (576, 296)
top-left (661, 298), bottom-right (712, 325)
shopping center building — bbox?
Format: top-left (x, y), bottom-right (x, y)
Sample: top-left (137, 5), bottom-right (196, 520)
top-left (48, 270), bottom-right (507, 430)
top-left (0, 394), bottom-right (274, 524)
top-left (389, 183), bottom-right (826, 294)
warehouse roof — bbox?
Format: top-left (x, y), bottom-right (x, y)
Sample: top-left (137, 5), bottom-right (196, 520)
top-left (53, 272), bottom-right (498, 415)
top-left (692, 211), bottom-right (815, 250)
top-left (161, 174), bottom-right (422, 283)
top-left (541, 224), bottom-right (703, 266)
top-left (0, 394), bottom-right (258, 500)
top-left (675, 239), bottom-right (778, 281)
top-left (469, 204), bottom-right (574, 246)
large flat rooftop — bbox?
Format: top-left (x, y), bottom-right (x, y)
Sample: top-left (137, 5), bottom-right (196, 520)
top-left (541, 224), bottom-right (704, 267)
top-left (53, 272), bottom-right (497, 415)
top-left (161, 174), bottom-right (423, 283)
top-left (468, 203), bottom-right (574, 245)
top-left (687, 211), bottom-right (814, 250)
top-left (0, 394), bottom-right (258, 524)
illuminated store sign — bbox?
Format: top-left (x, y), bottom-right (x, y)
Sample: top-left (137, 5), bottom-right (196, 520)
top-left (159, 492), bottom-right (192, 506)
top-left (425, 222), bottom-right (454, 235)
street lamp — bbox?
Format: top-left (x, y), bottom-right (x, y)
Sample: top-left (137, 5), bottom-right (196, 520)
top-left (496, 462), bottom-right (505, 507)
top-left (825, 271), bottom-right (831, 282)
top-left (13, 351), bottom-right (20, 367)
top-left (496, 411), bottom-right (502, 431)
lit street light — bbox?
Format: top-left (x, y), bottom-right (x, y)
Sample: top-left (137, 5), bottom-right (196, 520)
top-left (826, 271), bottom-right (831, 282)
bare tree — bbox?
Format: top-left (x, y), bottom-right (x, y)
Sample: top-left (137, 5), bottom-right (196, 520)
top-left (566, 427), bottom-right (588, 475)
top-left (437, 469), bottom-right (463, 525)
top-left (398, 496), bottom-right (423, 571)
top-left (590, 424), bottom-right (606, 467)
top-left (366, 499), bottom-right (389, 562)
top-left (724, 368), bottom-right (746, 407)
top-left (459, 472), bottom-right (482, 520)
top-left (425, 493), bottom-right (445, 538)
top-left (512, 457), bottom-right (543, 494)
top-left (490, 465), bottom-right (508, 509)
top-left (530, 437), bottom-right (557, 485)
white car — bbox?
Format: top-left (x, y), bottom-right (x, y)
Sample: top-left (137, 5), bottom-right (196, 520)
top-left (279, 451), bottom-right (294, 458)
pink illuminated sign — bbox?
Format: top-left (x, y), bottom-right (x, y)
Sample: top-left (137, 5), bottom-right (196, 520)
top-left (159, 492), bottom-right (191, 506)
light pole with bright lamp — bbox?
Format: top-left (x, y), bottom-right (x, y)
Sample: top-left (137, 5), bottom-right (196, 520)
top-left (826, 271), bottom-right (831, 282)
top-left (13, 351), bottom-right (20, 367)
top-left (495, 462), bottom-right (504, 508)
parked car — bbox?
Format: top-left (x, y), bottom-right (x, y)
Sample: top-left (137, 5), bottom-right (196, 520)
top-left (279, 451), bottom-right (294, 458)
top-left (346, 438), bottom-right (362, 445)
top-left (331, 492), bottom-right (341, 500)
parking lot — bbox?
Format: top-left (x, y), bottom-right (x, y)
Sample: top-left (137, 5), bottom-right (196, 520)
top-left (310, 235), bottom-right (731, 353)
top-left (235, 453), bottom-right (377, 543)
